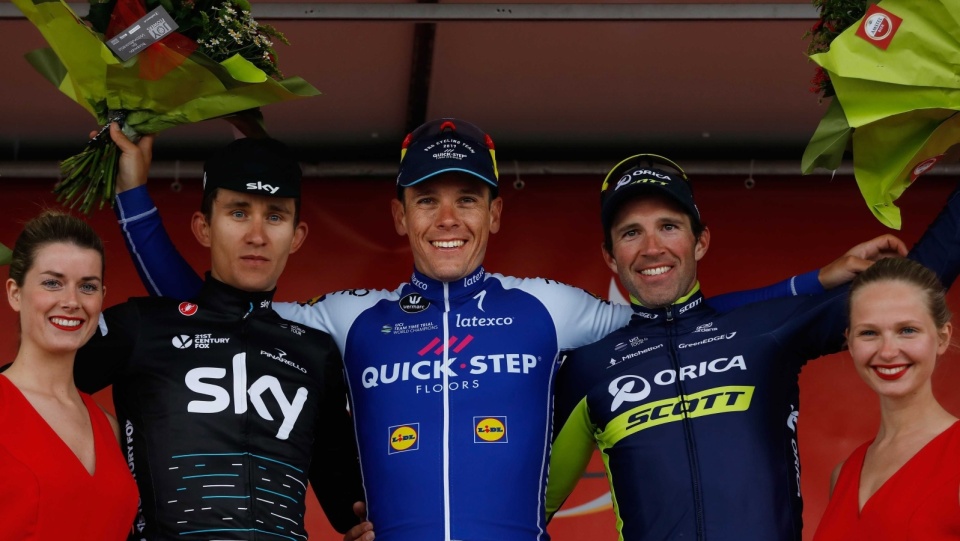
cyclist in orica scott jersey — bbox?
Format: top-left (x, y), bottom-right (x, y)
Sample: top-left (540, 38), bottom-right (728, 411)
top-left (547, 154), bottom-right (960, 541)
top-left (107, 120), bottom-right (885, 541)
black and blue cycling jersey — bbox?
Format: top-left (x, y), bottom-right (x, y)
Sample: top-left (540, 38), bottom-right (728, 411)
top-left (73, 276), bottom-right (364, 541)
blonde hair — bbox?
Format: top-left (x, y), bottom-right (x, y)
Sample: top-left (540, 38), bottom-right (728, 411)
top-left (849, 257), bottom-right (951, 328)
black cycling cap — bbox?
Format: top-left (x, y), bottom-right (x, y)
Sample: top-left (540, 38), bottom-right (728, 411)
top-left (203, 138), bottom-right (301, 199)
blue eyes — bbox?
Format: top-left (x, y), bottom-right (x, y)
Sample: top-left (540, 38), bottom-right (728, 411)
top-left (40, 280), bottom-right (100, 294)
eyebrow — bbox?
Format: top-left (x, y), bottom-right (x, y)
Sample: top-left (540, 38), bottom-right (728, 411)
top-left (266, 202), bottom-right (293, 214)
top-left (221, 199), bottom-right (293, 214)
top-left (39, 270), bottom-right (102, 282)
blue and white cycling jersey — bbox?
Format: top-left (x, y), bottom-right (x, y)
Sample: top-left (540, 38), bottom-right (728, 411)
top-left (281, 268), bottom-right (633, 541)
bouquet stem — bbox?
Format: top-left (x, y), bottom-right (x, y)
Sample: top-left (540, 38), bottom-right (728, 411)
top-left (55, 111), bottom-right (128, 215)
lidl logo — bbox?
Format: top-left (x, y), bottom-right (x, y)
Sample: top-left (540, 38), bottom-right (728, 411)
top-left (474, 416), bottom-right (507, 443)
top-left (389, 424), bottom-right (419, 454)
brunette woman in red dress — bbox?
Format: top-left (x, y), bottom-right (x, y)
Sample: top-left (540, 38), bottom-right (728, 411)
top-left (1, 212), bottom-right (137, 540)
top-left (813, 257), bottom-right (960, 541)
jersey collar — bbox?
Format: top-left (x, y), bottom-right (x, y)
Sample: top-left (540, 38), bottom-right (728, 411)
top-left (410, 266), bottom-right (487, 302)
top-left (630, 285), bottom-right (706, 322)
top-left (198, 273), bottom-right (277, 317)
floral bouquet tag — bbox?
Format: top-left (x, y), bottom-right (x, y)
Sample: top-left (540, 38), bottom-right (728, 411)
top-left (106, 5), bottom-right (179, 61)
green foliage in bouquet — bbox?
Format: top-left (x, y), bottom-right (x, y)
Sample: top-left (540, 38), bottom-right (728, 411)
top-left (802, 0), bottom-right (960, 229)
top-left (14, 0), bottom-right (319, 214)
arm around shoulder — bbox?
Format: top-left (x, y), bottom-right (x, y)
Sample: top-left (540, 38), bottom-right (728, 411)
top-left (309, 350), bottom-right (366, 533)
top-left (907, 179), bottom-right (960, 289)
top-left (546, 352), bottom-right (601, 521)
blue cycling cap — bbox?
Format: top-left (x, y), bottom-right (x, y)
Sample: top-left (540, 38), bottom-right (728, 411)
top-left (397, 118), bottom-right (499, 195)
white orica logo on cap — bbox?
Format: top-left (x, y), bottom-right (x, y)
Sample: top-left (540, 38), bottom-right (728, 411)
top-left (616, 169), bottom-right (671, 191)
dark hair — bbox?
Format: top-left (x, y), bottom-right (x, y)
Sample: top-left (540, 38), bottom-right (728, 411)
top-left (849, 257), bottom-right (951, 328)
top-left (9, 211), bottom-right (105, 286)
top-left (602, 202), bottom-right (706, 254)
top-left (201, 188), bottom-right (302, 224)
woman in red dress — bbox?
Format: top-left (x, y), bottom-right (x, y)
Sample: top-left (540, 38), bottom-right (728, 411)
top-left (1, 212), bottom-right (138, 540)
top-left (813, 257), bottom-right (960, 541)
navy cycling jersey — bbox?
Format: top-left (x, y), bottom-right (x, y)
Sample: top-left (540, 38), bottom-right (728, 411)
top-left (547, 182), bottom-right (960, 541)
top-left (111, 185), bottom-right (826, 541)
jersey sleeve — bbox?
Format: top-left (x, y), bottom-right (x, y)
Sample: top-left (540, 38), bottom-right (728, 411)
top-left (73, 302), bottom-right (140, 393)
top-left (709, 270), bottom-right (824, 313)
top-left (907, 180), bottom-right (960, 289)
top-left (497, 276), bottom-right (634, 350)
top-left (273, 288), bottom-right (400, 350)
top-left (545, 351), bottom-right (599, 521)
top-left (308, 347), bottom-right (366, 533)
top-left (114, 186), bottom-right (203, 299)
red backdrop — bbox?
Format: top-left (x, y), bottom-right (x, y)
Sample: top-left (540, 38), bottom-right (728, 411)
top-left (2, 173), bottom-right (957, 540)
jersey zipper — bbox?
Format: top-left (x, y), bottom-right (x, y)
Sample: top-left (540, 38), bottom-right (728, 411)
top-left (664, 305), bottom-right (706, 540)
top-left (241, 304), bottom-right (255, 538)
top-left (442, 282), bottom-right (452, 541)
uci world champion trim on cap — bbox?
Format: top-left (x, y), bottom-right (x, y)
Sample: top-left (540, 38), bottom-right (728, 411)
top-left (397, 118), bottom-right (499, 194)
top-left (600, 153), bottom-right (701, 231)
top-left (202, 137), bottom-right (302, 199)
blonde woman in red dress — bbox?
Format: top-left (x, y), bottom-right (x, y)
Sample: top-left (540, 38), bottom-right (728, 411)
top-left (813, 257), bottom-right (960, 540)
top-left (1, 212), bottom-right (137, 540)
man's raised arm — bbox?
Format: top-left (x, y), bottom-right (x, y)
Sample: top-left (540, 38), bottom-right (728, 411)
top-left (111, 124), bottom-right (203, 298)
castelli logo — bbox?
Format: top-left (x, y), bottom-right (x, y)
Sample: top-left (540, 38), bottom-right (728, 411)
top-left (914, 157), bottom-right (939, 176)
top-left (179, 302), bottom-right (199, 316)
top-left (911, 156), bottom-right (942, 183)
top-left (863, 13), bottom-right (893, 41)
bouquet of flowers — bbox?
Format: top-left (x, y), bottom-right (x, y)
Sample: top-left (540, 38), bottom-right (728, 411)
top-left (801, 0), bottom-right (960, 229)
top-left (804, 0), bottom-right (871, 99)
top-left (14, 0), bottom-right (319, 214)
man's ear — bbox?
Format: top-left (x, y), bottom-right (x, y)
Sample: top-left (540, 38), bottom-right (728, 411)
top-left (601, 243), bottom-right (618, 274)
top-left (391, 199), bottom-right (407, 236)
top-left (694, 226), bottom-right (710, 262)
top-left (488, 197), bottom-right (503, 235)
top-left (191, 212), bottom-right (212, 248)
top-left (289, 222), bottom-right (308, 254)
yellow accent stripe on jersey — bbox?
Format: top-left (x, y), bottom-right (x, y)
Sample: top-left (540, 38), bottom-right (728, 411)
top-left (598, 386), bottom-right (755, 450)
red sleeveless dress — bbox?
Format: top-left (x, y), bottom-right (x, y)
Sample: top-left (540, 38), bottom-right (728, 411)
top-left (813, 421), bottom-right (960, 541)
top-left (0, 376), bottom-right (139, 540)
